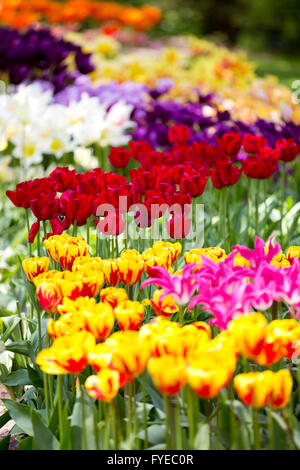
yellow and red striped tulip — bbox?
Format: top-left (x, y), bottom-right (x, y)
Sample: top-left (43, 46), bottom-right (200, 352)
top-left (83, 300), bottom-right (115, 341)
top-left (234, 371), bottom-right (273, 408)
top-left (36, 280), bottom-right (62, 314)
top-left (100, 287), bottom-right (128, 309)
top-left (47, 311), bottom-right (86, 339)
top-left (117, 255), bottom-right (144, 285)
top-left (106, 331), bottom-right (150, 383)
top-left (44, 234), bottom-right (89, 270)
top-left (88, 343), bottom-right (127, 387)
top-left (227, 312), bottom-right (268, 359)
top-left (185, 247), bottom-right (226, 265)
top-left (85, 369), bottom-right (120, 402)
top-left (72, 256), bottom-right (103, 272)
top-left (114, 300), bottom-right (144, 331)
top-left (36, 331), bottom-right (95, 375)
top-left (152, 241), bottom-right (182, 265)
top-left (187, 355), bottom-right (233, 399)
top-left (148, 354), bottom-right (187, 395)
top-left (22, 256), bottom-right (50, 282)
top-left (269, 369), bottom-right (293, 409)
top-left (143, 289), bottom-right (179, 317)
top-left (102, 259), bottom-right (121, 286)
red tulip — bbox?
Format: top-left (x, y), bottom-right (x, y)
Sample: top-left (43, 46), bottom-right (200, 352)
top-left (243, 134), bottom-right (267, 154)
top-left (242, 147), bottom-right (279, 179)
top-left (28, 221), bottom-right (40, 244)
top-left (167, 213), bottom-right (192, 239)
top-left (168, 124), bottom-right (192, 145)
top-left (211, 159), bottom-right (242, 189)
top-left (217, 132), bottom-right (242, 158)
top-left (49, 167), bottom-right (78, 192)
top-left (108, 147), bottom-right (131, 169)
top-left (276, 138), bottom-right (300, 162)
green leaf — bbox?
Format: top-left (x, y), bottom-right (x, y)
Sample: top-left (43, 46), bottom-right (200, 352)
top-left (0, 411), bottom-right (11, 429)
top-left (142, 424), bottom-right (166, 445)
top-left (3, 369), bottom-right (30, 387)
top-left (271, 411), bottom-right (291, 450)
top-left (0, 434), bottom-right (10, 450)
top-left (27, 365), bottom-right (43, 388)
top-left (18, 256), bottom-right (38, 310)
top-left (5, 341), bottom-right (35, 362)
top-left (0, 308), bottom-right (14, 318)
top-left (59, 404), bottom-right (72, 450)
top-left (71, 398), bottom-right (82, 450)
top-left (18, 436), bottom-right (34, 450)
top-left (2, 399), bottom-right (33, 436)
top-left (30, 408), bottom-right (59, 450)
top-left (145, 371), bottom-right (164, 412)
top-left (1, 317), bottom-right (20, 342)
top-left (194, 422), bottom-right (210, 450)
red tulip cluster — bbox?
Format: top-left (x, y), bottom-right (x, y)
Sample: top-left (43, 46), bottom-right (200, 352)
top-left (6, 128), bottom-right (300, 243)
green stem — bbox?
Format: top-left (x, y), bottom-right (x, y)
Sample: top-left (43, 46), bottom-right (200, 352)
top-left (43, 220), bottom-right (47, 243)
top-left (175, 396), bottom-right (182, 450)
top-left (37, 227), bottom-right (41, 257)
top-left (36, 303), bottom-right (42, 351)
top-left (142, 373), bottom-right (148, 449)
top-left (79, 380), bottom-right (88, 450)
top-left (280, 163), bottom-right (285, 247)
top-left (129, 284), bottom-right (133, 301)
top-left (86, 218), bottom-right (90, 245)
top-left (111, 401), bottom-right (118, 450)
top-left (104, 402), bottom-right (111, 450)
top-left (57, 375), bottom-right (64, 443)
top-left (72, 219), bottom-right (77, 237)
top-left (164, 394), bottom-right (171, 450)
top-left (219, 187), bottom-right (229, 251)
top-left (252, 406), bottom-right (260, 450)
top-left (267, 407), bottom-right (274, 450)
top-left (187, 387), bottom-right (195, 449)
top-left (255, 178), bottom-right (259, 236)
top-left (178, 305), bottom-right (184, 326)
top-left (25, 209), bottom-right (32, 257)
top-left (44, 373), bottom-right (50, 424)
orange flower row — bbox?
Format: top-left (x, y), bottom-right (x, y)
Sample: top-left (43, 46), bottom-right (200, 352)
top-left (0, 0), bottom-right (162, 30)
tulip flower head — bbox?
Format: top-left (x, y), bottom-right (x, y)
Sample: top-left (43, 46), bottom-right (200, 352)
top-left (44, 233), bottom-right (89, 270)
top-left (85, 369), bottom-right (120, 402)
top-left (234, 370), bottom-right (292, 409)
top-left (22, 256), bottom-right (50, 282)
top-left (100, 287), bottom-right (128, 309)
top-left (114, 300), bottom-right (144, 331)
top-left (143, 289), bottom-right (179, 317)
top-left (148, 354), bottom-right (187, 395)
top-left (36, 331), bottom-right (95, 375)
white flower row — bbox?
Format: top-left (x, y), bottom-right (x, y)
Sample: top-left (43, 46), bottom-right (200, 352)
top-left (0, 83), bottom-right (135, 167)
